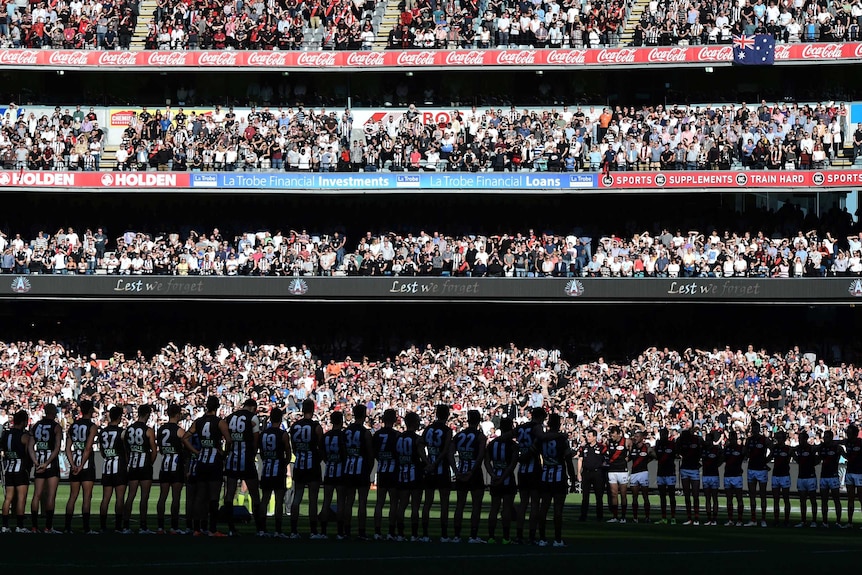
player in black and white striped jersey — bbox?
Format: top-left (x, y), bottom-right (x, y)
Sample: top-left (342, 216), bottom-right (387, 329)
top-left (259, 407), bottom-right (291, 538)
top-left (123, 404), bottom-right (158, 534)
top-left (1, 410), bottom-right (33, 533)
top-left (289, 399), bottom-right (324, 539)
top-left (319, 411), bottom-right (347, 539)
top-left (64, 399), bottom-right (98, 534)
top-left (99, 406), bottom-right (128, 533)
top-left (343, 404), bottom-right (374, 540)
top-left (156, 404), bottom-right (188, 534)
top-left (221, 399), bottom-right (262, 537)
top-left (372, 409), bottom-right (399, 541)
top-left (187, 396), bottom-right (226, 537)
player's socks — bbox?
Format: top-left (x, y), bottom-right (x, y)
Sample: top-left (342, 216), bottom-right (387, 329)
top-left (31, 511), bottom-right (38, 529)
top-left (2, 515), bottom-right (8, 529)
top-left (16, 515), bottom-right (24, 529)
top-left (64, 513), bottom-right (73, 532)
top-left (115, 513), bottom-right (123, 531)
top-left (100, 514), bottom-right (108, 531)
top-left (45, 510), bottom-right (55, 530)
top-left (208, 500), bottom-right (219, 532)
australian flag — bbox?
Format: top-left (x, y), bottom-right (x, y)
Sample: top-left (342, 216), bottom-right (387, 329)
top-left (732, 34), bottom-right (775, 65)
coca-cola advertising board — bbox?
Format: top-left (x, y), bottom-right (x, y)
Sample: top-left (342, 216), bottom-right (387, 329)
top-left (0, 44), bottom-right (857, 70)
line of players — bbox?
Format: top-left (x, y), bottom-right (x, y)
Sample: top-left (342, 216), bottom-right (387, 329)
top-left (0, 400), bottom-right (576, 544)
top-left (580, 421), bottom-right (862, 529)
top-left (4, 399), bottom-right (861, 541)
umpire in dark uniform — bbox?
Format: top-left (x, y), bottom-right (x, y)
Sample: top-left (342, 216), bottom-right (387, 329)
top-left (577, 428), bottom-right (607, 521)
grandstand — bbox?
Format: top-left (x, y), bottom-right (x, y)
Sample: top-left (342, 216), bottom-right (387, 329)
top-left (2, 6), bottom-right (862, 559)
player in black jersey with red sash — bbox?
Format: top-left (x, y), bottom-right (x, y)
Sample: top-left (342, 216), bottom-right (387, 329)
top-left (30, 403), bottom-right (62, 533)
top-left (677, 427), bottom-right (703, 525)
top-left (221, 399), bottom-right (262, 536)
top-left (396, 411), bottom-right (427, 541)
top-left (723, 429), bottom-right (745, 526)
top-left (1, 410), bottom-right (33, 533)
top-left (372, 409), bottom-right (399, 540)
top-left (64, 399), bottom-right (98, 534)
top-left (770, 431), bottom-right (792, 527)
top-left (743, 421), bottom-right (771, 527)
top-left (606, 425), bottom-right (632, 523)
top-left (485, 417), bottom-right (517, 544)
top-left (700, 431), bottom-right (723, 526)
top-left (320, 411), bottom-right (348, 539)
top-left (156, 404), bottom-right (188, 534)
top-left (187, 396), bottom-right (225, 536)
top-left (654, 428), bottom-right (677, 524)
top-left (450, 410), bottom-right (487, 543)
top-left (260, 408), bottom-right (291, 537)
top-left (289, 399), bottom-right (324, 539)
top-left (535, 413), bottom-right (575, 547)
top-left (343, 404), bottom-right (374, 540)
top-left (516, 407), bottom-right (546, 541)
top-left (843, 423), bottom-right (862, 526)
top-left (817, 429), bottom-right (845, 527)
top-left (421, 404), bottom-right (453, 542)
top-left (628, 430), bottom-right (655, 523)
top-left (124, 404), bottom-right (158, 534)
top-left (99, 406), bottom-right (128, 533)
top-left (793, 431), bottom-right (820, 527)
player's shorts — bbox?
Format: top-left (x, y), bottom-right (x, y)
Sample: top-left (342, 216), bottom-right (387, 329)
top-left (260, 475), bottom-right (287, 492)
top-left (797, 478), bottom-right (817, 492)
top-left (224, 468), bottom-right (260, 481)
top-left (4, 471), bottom-right (30, 487)
top-left (680, 469), bottom-right (700, 482)
top-left (747, 469), bottom-right (769, 484)
top-left (518, 473), bottom-right (541, 492)
top-left (702, 475), bottom-right (720, 490)
top-left (346, 473), bottom-right (372, 489)
top-left (455, 472), bottom-right (485, 492)
top-left (723, 476), bottom-right (742, 490)
top-left (101, 472), bottom-right (128, 487)
top-left (771, 475), bottom-right (791, 489)
top-left (324, 474), bottom-right (346, 486)
top-left (69, 467), bottom-right (96, 483)
top-left (656, 475), bottom-right (677, 487)
top-left (397, 479), bottom-right (422, 491)
top-left (845, 472), bottom-right (862, 487)
top-left (489, 479), bottom-right (518, 498)
top-left (194, 466), bottom-right (224, 484)
top-left (424, 473), bottom-right (452, 491)
top-left (539, 480), bottom-right (568, 495)
top-left (159, 470), bottom-right (185, 484)
top-left (607, 471), bottom-right (629, 485)
top-left (128, 466), bottom-right (154, 482)
top-left (629, 471), bottom-right (649, 488)
top-left (34, 461), bottom-right (60, 479)
top-left (820, 477), bottom-right (840, 491)
top-left (376, 473), bottom-right (398, 491)
top-left (293, 467), bottom-right (322, 484)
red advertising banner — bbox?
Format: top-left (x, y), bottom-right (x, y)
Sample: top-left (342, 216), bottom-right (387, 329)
top-left (0, 43), bottom-right (857, 70)
top-left (597, 170), bottom-right (862, 189)
top-left (0, 171), bottom-right (190, 188)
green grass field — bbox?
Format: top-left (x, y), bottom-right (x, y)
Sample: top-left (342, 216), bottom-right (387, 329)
top-left (6, 485), bottom-right (862, 574)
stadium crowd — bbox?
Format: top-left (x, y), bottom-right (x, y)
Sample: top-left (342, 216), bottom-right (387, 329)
top-left (2, 221), bottom-right (860, 277)
top-left (1, 101), bottom-right (859, 174)
top-left (2, 340), bottom-right (862, 541)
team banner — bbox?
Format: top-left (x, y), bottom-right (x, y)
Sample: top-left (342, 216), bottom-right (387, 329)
top-left (5, 275), bottom-right (862, 302)
top-left (0, 43), bottom-right (856, 70)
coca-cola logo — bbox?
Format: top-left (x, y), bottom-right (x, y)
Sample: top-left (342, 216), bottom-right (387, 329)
top-left (595, 49), bottom-right (637, 64)
top-left (801, 44), bottom-right (843, 60)
top-left (246, 52), bottom-right (288, 67)
top-left (646, 48), bottom-right (688, 63)
top-left (545, 49), bottom-right (587, 65)
top-left (197, 52), bottom-right (238, 66)
top-left (395, 51), bottom-right (437, 66)
top-left (97, 51), bottom-right (138, 66)
top-left (494, 50), bottom-right (537, 65)
top-left (345, 52), bottom-right (385, 67)
top-left (774, 44), bottom-right (791, 59)
top-left (146, 52), bottom-right (189, 66)
top-left (696, 46), bottom-right (733, 61)
top-left (0, 49), bottom-right (39, 66)
top-left (444, 51), bottom-right (486, 66)
top-left (47, 51), bottom-right (89, 66)
top-left (296, 52), bottom-right (337, 67)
